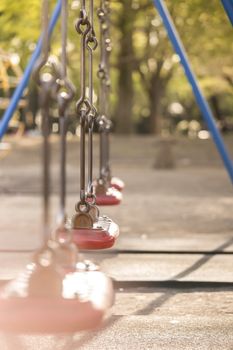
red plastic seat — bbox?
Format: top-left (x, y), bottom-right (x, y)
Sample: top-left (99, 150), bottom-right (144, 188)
top-left (95, 187), bottom-right (122, 206)
top-left (110, 177), bottom-right (125, 192)
top-left (0, 266), bottom-right (113, 333)
top-left (71, 217), bottom-right (119, 250)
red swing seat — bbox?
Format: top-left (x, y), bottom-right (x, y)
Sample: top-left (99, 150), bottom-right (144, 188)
top-left (0, 266), bottom-right (113, 333)
top-left (71, 217), bottom-right (119, 250)
top-left (95, 187), bottom-right (122, 206)
top-left (110, 177), bottom-right (125, 192)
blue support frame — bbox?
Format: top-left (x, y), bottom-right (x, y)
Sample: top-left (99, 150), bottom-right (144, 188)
top-left (221, 0), bottom-right (233, 25)
top-left (153, 0), bottom-right (233, 184)
top-left (0, 0), bottom-right (62, 140)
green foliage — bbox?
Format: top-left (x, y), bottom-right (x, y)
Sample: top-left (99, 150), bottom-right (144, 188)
top-left (0, 0), bottom-right (232, 132)
top-left (0, 0), bottom-right (41, 66)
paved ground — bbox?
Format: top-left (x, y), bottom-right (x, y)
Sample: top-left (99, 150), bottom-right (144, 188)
top-left (0, 134), bottom-right (232, 349)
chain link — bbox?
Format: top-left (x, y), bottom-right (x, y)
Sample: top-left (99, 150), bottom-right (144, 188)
top-left (97, 0), bottom-right (111, 94)
top-left (75, 0), bottom-right (91, 115)
top-left (75, 0), bottom-right (98, 208)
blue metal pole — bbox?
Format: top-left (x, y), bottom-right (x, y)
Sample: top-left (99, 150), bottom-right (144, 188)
top-left (153, 0), bottom-right (233, 184)
top-left (221, 0), bottom-right (233, 26)
top-left (0, 0), bottom-right (62, 140)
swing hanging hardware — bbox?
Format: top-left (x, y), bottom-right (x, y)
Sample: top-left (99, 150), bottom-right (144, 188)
top-left (94, 0), bottom-right (124, 203)
top-left (74, 0), bottom-right (97, 209)
top-left (71, 0), bottom-right (119, 249)
top-left (76, 98), bottom-right (92, 118)
top-left (34, 55), bottom-right (61, 94)
top-left (56, 75), bottom-right (75, 117)
top-left (75, 200), bottom-right (91, 214)
top-left (86, 28), bottom-right (98, 51)
top-left (74, 6), bottom-right (94, 229)
top-left (97, 65), bottom-right (106, 81)
top-left (88, 105), bottom-right (98, 128)
top-left (85, 12), bottom-right (98, 203)
top-left (75, 8), bottom-right (91, 35)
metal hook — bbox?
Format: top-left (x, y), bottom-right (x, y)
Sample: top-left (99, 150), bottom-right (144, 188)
top-left (57, 77), bottom-right (75, 116)
top-left (86, 33), bottom-right (98, 51)
top-left (76, 98), bottom-right (91, 116)
top-left (75, 10), bottom-right (91, 35)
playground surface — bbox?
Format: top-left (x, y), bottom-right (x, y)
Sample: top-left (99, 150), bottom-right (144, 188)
top-left (0, 135), bottom-right (232, 349)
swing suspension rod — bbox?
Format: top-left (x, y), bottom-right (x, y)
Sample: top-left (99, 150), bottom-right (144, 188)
top-left (56, 0), bottom-right (75, 225)
top-left (41, 0), bottom-right (50, 242)
top-left (76, 0), bottom-right (91, 207)
top-left (33, 0), bottom-right (57, 244)
top-left (97, 0), bottom-right (112, 181)
top-left (75, 0), bottom-right (97, 208)
top-left (87, 0), bottom-right (98, 199)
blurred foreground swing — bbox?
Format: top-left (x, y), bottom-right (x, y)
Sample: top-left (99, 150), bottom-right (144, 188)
top-left (0, 0), bottom-right (114, 333)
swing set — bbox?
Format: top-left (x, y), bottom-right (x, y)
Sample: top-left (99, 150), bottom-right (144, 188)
top-left (0, 0), bottom-right (232, 334)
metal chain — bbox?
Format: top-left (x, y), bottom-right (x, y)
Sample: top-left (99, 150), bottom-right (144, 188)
top-left (33, 0), bottom-right (58, 244)
top-left (61, 0), bottom-right (68, 79)
top-left (56, 0), bottom-right (75, 226)
top-left (86, 0), bottom-right (98, 201)
top-left (97, 0), bottom-right (108, 117)
top-left (42, 0), bottom-right (50, 62)
top-left (102, 0), bottom-right (111, 118)
top-left (75, 0), bottom-right (91, 206)
top-left (75, 0), bottom-right (92, 208)
top-left (97, 0), bottom-right (112, 181)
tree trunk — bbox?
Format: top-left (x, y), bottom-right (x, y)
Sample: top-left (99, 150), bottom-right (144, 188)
top-left (148, 73), bottom-right (164, 134)
top-left (210, 94), bottom-right (228, 132)
top-left (114, 1), bottom-right (134, 134)
top-left (210, 95), bottom-right (222, 121)
top-left (28, 81), bottom-right (39, 129)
